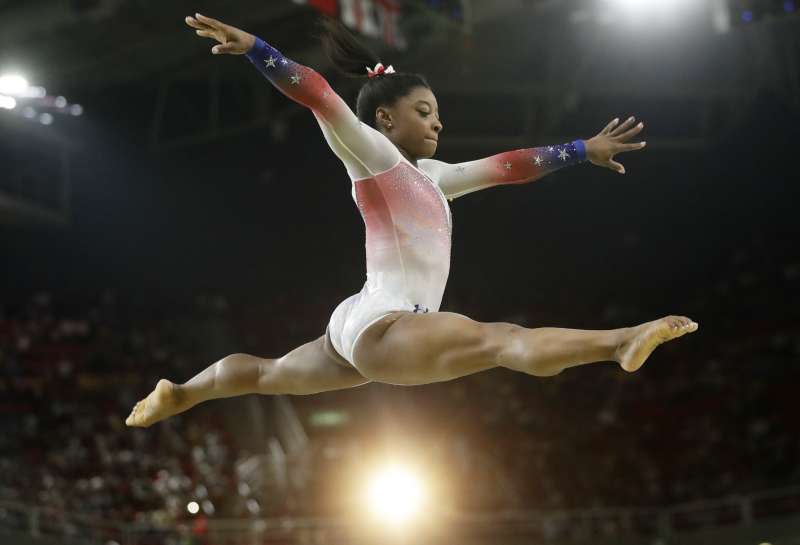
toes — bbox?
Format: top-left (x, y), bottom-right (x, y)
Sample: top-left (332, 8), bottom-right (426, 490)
top-left (666, 316), bottom-right (698, 332)
top-left (125, 401), bottom-right (144, 426)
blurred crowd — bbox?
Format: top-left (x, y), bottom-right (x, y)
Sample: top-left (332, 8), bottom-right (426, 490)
top-left (0, 229), bottom-right (797, 544)
top-left (0, 290), bottom-right (247, 544)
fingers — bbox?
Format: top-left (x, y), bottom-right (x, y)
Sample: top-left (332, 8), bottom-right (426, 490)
top-left (601, 118), bottom-right (619, 136)
top-left (609, 159), bottom-right (625, 174)
top-left (619, 141), bottom-right (646, 152)
top-left (212, 42), bottom-right (236, 55)
top-left (185, 15), bottom-right (213, 30)
top-left (616, 121), bottom-right (644, 142)
top-left (195, 29), bottom-right (216, 40)
top-left (195, 12), bottom-right (222, 28)
top-left (610, 116), bottom-right (636, 137)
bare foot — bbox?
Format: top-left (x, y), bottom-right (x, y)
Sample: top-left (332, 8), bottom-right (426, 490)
top-left (125, 379), bottom-right (184, 428)
top-left (614, 315), bottom-right (699, 373)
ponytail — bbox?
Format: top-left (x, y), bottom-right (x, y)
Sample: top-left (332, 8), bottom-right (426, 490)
top-left (317, 17), bottom-right (380, 79)
top-left (316, 16), bottom-right (432, 129)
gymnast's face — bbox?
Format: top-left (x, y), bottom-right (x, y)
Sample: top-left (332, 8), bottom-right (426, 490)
top-left (376, 86), bottom-right (443, 162)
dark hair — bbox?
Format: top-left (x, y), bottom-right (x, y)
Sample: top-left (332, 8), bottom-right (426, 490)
top-left (316, 17), bottom-right (431, 129)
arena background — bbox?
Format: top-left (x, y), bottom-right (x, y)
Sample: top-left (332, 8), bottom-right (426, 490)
top-left (1, 0), bottom-right (798, 544)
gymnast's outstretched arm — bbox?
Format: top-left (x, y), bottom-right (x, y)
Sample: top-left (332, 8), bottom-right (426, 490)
top-left (185, 13), bottom-right (400, 180)
top-left (419, 140), bottom-right (587, 201)
top-left (419, 116), bottom-right (647, 200)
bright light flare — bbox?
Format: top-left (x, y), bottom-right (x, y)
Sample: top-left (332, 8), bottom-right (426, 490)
top-left (0, 74), bottom-right (29, 96)
top-left (0, 95), bottom-right (16, 110)
top-left (604, 0), bottom-right (697, 25)
top-left (186, 501), bottom-right (199, 514)
top-left (365, 465), bottom-right (425, 524)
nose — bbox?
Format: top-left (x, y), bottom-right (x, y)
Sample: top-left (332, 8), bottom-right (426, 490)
top-left (432, 118), bottom-right (442, 133)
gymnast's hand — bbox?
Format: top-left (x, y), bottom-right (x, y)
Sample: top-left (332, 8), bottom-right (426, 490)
top-left (185, 13), bottom-right (256, 55)
top-left (584, 116), bottom-right (647, 175)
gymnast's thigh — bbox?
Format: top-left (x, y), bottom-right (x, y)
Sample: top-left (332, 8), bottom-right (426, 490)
top-left (274, 335), bottom-right (371, 395)
top-left (352, 311), bottom-right (508, 386)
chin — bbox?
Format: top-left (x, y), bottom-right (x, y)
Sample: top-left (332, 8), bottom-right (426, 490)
top-left (421, 141), bottom-right (438, 158)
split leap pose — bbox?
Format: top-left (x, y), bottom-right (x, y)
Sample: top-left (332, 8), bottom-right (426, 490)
top-left (127, 13), bottom-right (698, 427)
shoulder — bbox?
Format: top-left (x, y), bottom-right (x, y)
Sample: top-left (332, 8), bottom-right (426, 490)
top-left (416, 158), bottom-right (449, 182)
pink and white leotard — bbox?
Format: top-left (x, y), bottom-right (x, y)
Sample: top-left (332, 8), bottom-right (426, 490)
top-left (246, 37), bottom-right (586, 367)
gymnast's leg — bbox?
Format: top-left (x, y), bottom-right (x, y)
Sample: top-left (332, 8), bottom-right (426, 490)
top-left (125, 335), bottom-right (370, 428)
top-left (353, 312), bottom-right (698, 385)
top-left (497, 315), bottom-right (698, 375)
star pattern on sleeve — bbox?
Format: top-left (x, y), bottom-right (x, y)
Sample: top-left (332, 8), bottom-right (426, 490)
top-left (558, 149), bottom-right (570, 161)
top-left (534, 155), bottom-right (542, 166)
top-left (455, 165), bottom-right (466, 174)
top-left (503, 161), bottom-right (513, 170)
top-left (280, 58), bottom-right (288, 65)
top-left (290, 73), bottom-right (301, 85)
top-left (264, 56), bottom-right (276, 68)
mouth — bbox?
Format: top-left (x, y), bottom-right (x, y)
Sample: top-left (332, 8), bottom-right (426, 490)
top-left (425, 137), bottom-right (438, 143)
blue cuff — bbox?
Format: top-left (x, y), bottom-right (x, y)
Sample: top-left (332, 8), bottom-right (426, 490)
top-left (245, 36), bottom-right (267, 62)
top-left (573, 139), bottom-right (587, 162)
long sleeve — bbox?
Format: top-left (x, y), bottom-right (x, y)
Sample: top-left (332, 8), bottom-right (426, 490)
top-left (419, 140), bottom-right (587, 201)
top-left (245, 36), bottom-right (400, 178)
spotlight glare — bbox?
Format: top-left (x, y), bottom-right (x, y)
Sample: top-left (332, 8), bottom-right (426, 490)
top-left (0, 74), bottom-right (29, 96)
top-left (55, 96), bottom-right (67, 108)
top-left (366, 465), bottom-right (424, 524)
top-left (606, 0), bottom-right (695, 23)
top-left (186, 501), bottom-right (200, 514)
top-left (39, 112), bottom-right (54, 125)
top-left (0, 95), bottom-right (16, 110)
top-left (70, 104), bottom-right (84, 116)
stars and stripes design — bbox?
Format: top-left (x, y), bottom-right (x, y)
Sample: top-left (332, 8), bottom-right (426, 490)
top-left (484, 140), bottom-right (586, 184)
top-left (440, 142), bottom-right (585, 189)
top-left (246, 37), bottom-right (339, 107)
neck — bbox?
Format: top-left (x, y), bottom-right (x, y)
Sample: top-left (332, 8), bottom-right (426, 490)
top-left (397, 146), bottom-right (417, 167)
top-left (380, 130), bottom-right (418, 166)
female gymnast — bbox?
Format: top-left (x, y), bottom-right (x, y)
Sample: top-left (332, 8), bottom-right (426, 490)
top-left (126, 13), bottom-right (698, 428)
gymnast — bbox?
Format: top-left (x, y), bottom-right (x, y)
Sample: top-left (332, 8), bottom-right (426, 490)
top-left (127, 13), bottom-right (698, 427)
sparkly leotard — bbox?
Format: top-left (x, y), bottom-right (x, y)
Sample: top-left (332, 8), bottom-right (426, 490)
top-left (245, 37), bottom-right (586, 367)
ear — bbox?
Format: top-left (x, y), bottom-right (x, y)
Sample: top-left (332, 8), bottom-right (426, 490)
top-left (375, 106), bottom-right (392, 126)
